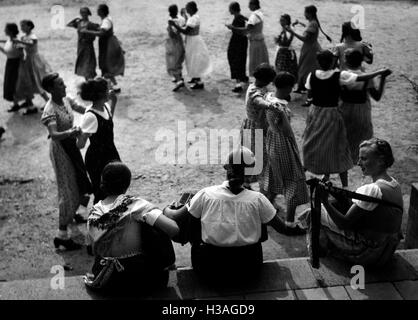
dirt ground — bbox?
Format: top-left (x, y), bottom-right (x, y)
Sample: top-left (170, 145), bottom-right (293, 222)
top-left (0, 0), bottom-right (417, 282)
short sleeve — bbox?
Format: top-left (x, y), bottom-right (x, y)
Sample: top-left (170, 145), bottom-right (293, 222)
top-left (257, 194), bottom-right (277, 223)
top-left (41, 102), bottom-right (56, 126)
top-left (186, 189), bottom-right (206, 218)
top-left (305, 73), bottom-right (312, 90)
top-left (101, 18), bottom-right (112, 30)
top-left (247, 12), bottom-right (261, 25)
top-left (178, 16), bottom-right (186, 27)
top-left (340, 70), bottom-right (358, 86)
top-left (80, 112), bottom-right (98, 134)
top-left (186, 15), bottom-right (199, 28)
top-left (352, 183), bottom-right (382, 211)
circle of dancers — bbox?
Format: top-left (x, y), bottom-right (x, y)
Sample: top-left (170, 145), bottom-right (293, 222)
top-left (0, 1), bottom-right (404, 293)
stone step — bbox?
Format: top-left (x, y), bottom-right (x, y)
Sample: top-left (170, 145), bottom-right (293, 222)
top-left (1, 249), bottom-right (418, 300)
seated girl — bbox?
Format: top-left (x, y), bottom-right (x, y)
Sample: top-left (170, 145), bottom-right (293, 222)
top-left (303, 138), bottom-right (403, 268)
top-left (163, 147), bottom-right (288, 282)
top-left (84, 161), bottom-right (179, 293)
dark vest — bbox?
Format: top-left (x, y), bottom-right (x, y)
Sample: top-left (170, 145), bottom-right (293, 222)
top-left (311, 71), bottom-right (341, 107)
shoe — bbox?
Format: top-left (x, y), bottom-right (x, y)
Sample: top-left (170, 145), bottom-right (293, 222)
top-left (53, 237), bottom-right (82, 251)
top-left (190, 83), bottom-right (204, 90)
top-left (112, 86), bottom-right (121, 93)
top-left (172, 80), bottom-right (185, 92)
top-left (22, 107), bottom-right (38, 115)
top-left (74, 213), bottom-right (87, 224)
top-left (0, 127), bottom-right (5, 139)
top-left (232, 86), bottom-right (243, 93)
top-left (7, 104), bottom-right (20, 112)
top-left (301, 99), bottom-right (312, 107)
top-left (187, 79), bottom-right (197, 84)
top-left (19, 101), bottom-right (33, 109)
top-left (171, 78), bottom-right (177, 83)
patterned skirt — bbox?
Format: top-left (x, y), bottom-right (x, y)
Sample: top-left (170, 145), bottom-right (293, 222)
top-left (49, 140), bottom-right (80, 227)
top-left (302, 106), bottom-right (353, 174)
top-left (274, 47), bottom-right (298, 82)
top-left (338, 100), bottom-right (373, 163)
top-left (263, 129), bottom-right (308, 207)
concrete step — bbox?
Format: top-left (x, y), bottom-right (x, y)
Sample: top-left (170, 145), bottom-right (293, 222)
top-left (1, 249), bottom-right (418, 300)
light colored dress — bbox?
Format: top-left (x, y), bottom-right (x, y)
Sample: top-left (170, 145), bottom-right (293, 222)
top-left (297, 21), bottom-right (321, 90)
top-left (165, 16), bottom-right (185, 78)
top-left (15, 32), bottom-right (52, 100)
top-left (184, 14), bottom-right (212, 78)
top-left (247, 10), bottom-right (269, 76)
top-left (41, 98), bottom-right (81, 227)
top-left (262, 95), bottom-right (308, 207)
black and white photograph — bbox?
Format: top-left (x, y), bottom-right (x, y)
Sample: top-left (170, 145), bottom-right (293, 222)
top-left (0, 0), bottom-right (417, 307)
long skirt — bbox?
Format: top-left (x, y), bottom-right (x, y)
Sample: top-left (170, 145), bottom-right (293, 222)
top-left (263, 129), bottom-right (308, 207)
top-left (227, 36), bottom-right (248, 82)
top-left (185, 35), bottom-right (212, 79)
top-left (85, 145), bottom-right (121, 204)
top-left (165, 37), bottom-right (185, 78)
top-left (302, 106), bottom-right (353, 174)
top-left (297, 41), bottom-right (321, 90)
top-left (15, 53), bottom-right (52, 100)
top-left (249, 39), bottom-right (269, 76)
top-left (339, 100), bottom-right (373, 163)
top-left (60, 137), bottom-right (92, 197)
top-left (305, 206), bottom-right (401, 267)
top-left (240, 118), bottom-right (267, 181)
top-left (274, 47), bottom-right (298, 82)
top-left (49, 140), bottom-right (80, 227)
top-left (3, 58), bottom-right (20, 101)
top-left (99, 35), bottom-right (125, 77)
top-left (75, 40), bottom-right (97, 79)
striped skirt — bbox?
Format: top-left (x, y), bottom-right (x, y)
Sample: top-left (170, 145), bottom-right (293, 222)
top-left (263, 129), bottom-right (309, 207)
top-left (302, 106), bottom-right (353, 174)
top-left (339, 100), bottom-right (373, 163)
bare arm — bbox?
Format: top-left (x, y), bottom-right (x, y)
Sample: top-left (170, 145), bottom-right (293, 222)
top-left (163, 205), bottom-right (189, 222)
top-left (68, 98), bottom-right (86, 114)
top-left (356, 68), bottom-right (391, 82)
top-left (76, 132), bottom-right (90, 149)
top-left (153, 214), bottom-right (179, 238)
top-left (108, 91), bottom-right (117, 116)
top-left (368, 72), bottom-right (391, 101)
top-left (169, 21), bottom-right (195, 35)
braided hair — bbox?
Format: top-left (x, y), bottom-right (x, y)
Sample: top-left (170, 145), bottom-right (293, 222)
top-left (305, 5), bottom-right (332, 43)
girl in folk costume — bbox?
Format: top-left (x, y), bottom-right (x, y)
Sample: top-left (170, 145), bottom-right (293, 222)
top-left (14, 20), bottom-right (52, 115)
top-left (227, 0), bottom-right (269, 77)
top-left (77, 78), bottom-right (121, 204)
top-left (262, 72), bottom-right (309, 235)
top-left (169, 1), bottom-right (212, 89)
top-left (41, 73), bottom-right (92, 251)
top-left (333, 22), bottom-right (373, 71)
top-left (241, 64), bottom-right (277, 186)
top-left (0, 23), bottom-right (23, 112)
top-left (286, 5), bottom-right (331, 105)
top-left (165, 4), bottom-right (186, 92)
top-left (67, 7), bottom-right (99, 80)
top-left (339, 49), bottom-right (391, 163)
top-left (225, 2), bottom-right (248, 93)
top-left (274, 15), bottom-right (298, 83)
top-left (302, 50), bottom-right (391, 188)
top-left (81, 4), bottom-right (125, 92)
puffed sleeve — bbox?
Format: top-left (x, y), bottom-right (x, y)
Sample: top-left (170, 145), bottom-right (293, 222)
top-left (352, 183), bottom-right (382, 211)
top-left (247, 12), bottom-right (261, 25)
top-left (80, 112), bottom-right (98, 134)
top-left (258, 194), bottom-right (277, 224)
top-left (340, 70), bottom-right (358, 86)
top-left (186, 188), bottom-right (206, 218)
top-left (130, 198), bottom-right (162, 226)
top-left (186, 15), bottom-right (199, 28)
top-left (41, 102), bottom-right (56, 127)
top-left (100, 17), bottom-right (112, 31)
